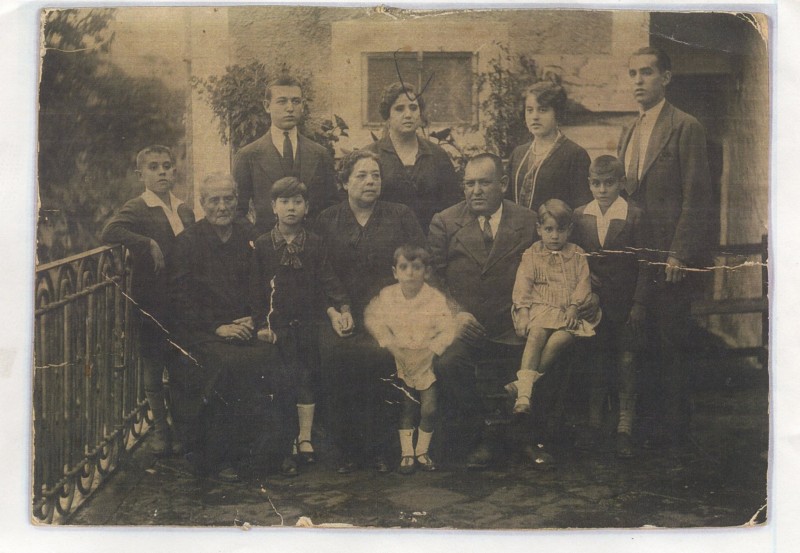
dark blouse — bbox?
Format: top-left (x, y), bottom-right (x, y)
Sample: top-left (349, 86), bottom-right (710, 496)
top-left (506, 135), bottom-right (592, 212)
top-left (314, 200), bottom-right (426, 321)
top-left (249, 227), bottom-right (350, 332)
top-left (363, 136), bottom-right (462, 231)
top-left (168, 219), bottom-right (259, 345)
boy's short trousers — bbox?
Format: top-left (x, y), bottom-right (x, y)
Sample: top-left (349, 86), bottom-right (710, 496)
top-left (393, 347), bottom-right (437, 391)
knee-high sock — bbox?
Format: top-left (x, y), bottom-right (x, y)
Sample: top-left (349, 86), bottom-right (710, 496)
top-left (516, 370), bottom-right (544, 401)
top-left (297, 403), bottom-right (315, 446)
top-left (398, 429), bottom-right (415, 457)
top-left (618, 392), bottom-right (635, 435)
top-left (415, 429), bottom-right (433, 457)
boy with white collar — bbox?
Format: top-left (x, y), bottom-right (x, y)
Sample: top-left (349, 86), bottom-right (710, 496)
top-left (571, 155), bottom-right (652, 458)
top-left (101, 145), bottom-right (195, 457)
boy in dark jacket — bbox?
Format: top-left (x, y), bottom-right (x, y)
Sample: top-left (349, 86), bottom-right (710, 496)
top-left (101, 145), bottom-right (195, 456)
top-left (571, 155), bottom-right (651, 458)
top-left (250, 176), bottom-right (352, 466)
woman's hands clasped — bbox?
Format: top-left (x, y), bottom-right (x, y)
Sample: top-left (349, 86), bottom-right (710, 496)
top-left (215, 316), bottom-right (255, 342)
top-left (327, 307), bottom-right (354, 338)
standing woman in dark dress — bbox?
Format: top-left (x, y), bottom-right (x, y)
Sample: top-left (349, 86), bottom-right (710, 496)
top-left (363, 82), bottom-right (462, 231)
top-left (507, 80), bottom-right (592, 211)
top-left (315, 150), bottom-right (426, 473)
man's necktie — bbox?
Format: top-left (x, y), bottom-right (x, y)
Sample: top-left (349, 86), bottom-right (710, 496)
top-left (625, 113), bottom-right (644, 196)
top-left (482, 216), bottom-right (494, 252)
top-left (283, 131), bottom-right (294, 169)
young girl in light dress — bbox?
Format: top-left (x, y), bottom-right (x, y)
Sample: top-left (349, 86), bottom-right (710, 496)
top-left (507, 199), bottom-right (601, 414)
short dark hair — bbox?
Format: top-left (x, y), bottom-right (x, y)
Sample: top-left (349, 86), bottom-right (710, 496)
top-left (537, 198), bottom-right (573, 229)
top-left (465, 152), bottom-right (504, 182)
top-left (589, 155), bottom-right (625, 180)
top-left (136, 145), bottom-right (174, 171)
top-left (378, 82), bottom-right (426, 121)
top-left (524, 81), bottom-right (568, 123)
top-left (270, 176), bottom-right (308, 201)
top-left (393, 244), bottom-right (431, 267)
top-left (338, 149), bottom-right (383, 188)
top-left (265, 75), bottom-right (303, 102)
top-left (631, 46), bottom-right (672, 73)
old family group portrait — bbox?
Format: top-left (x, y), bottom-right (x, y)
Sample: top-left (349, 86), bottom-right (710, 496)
top-left (34, 6), bottom-right (769, 529)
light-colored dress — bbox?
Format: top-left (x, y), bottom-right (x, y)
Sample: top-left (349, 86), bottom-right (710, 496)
top-left (365, 283), bottom-right (456, 390)
top-left (512, 241), bottom-right (601, 337)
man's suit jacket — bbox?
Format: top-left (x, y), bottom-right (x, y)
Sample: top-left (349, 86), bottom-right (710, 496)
top-left (233, 131), bottom-right (336, 234)
top-left (100, 196), bottom-right (196, 312)
top-left (428, 200), bottom-right (537, 341)
top-left (617, 101), bottom-right (712, 265)
top-left (572, 202), bottom-right (652, 323)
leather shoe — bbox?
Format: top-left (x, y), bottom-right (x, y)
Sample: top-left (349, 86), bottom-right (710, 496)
top-left (466, 442), bottom-right (494, 470)
top-left (615, 432), bottom-right (635, 459)
top-left (280, 456), bottom-right (299, 477)
top-left (522, 443), bottom-right (556, 470)
top-left (397, 455), bottom-right (416, 475)
top-left (296, 440), bottom-right (316, 464)
top-left (416, 453), bottom-right (437, 472)
top-left (373, 457), bottom-right (390, 474)
top-left (215, 466), bottom-right (241, 483)
top-left (336, 459), bottom-right (356, 474)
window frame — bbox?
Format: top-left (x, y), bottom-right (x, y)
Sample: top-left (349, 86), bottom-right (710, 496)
top-left (360, 50), bottom-right (479, 129)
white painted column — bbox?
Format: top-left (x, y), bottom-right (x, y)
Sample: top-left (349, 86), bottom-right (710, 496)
top-left (185, 7), bottom-right (231, 217)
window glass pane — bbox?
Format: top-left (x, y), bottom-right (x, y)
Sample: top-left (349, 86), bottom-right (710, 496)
top-left (422, 52), bottom-right (473, 124)
top-left (366, 54), bottom-right (418, 124)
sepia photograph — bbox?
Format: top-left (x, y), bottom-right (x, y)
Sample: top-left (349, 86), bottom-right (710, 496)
top-left (28, 1), bottom-right (773, 539)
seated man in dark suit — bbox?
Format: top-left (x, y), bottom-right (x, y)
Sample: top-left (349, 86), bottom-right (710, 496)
top-left (429, 153), bottom-right (546, 469)
top-left (233, 75), bottom-right (337, 235)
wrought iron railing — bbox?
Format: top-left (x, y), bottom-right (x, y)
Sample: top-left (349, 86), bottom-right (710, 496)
top-left (33, 245), bottom-right (150, 523)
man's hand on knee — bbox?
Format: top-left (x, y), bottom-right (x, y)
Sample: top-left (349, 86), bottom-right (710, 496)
top-left (455, 312), bottom-right (486, 343)
top-left (576, 293), bottom-right (600, 320)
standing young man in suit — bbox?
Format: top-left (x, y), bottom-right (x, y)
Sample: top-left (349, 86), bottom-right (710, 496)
top-left (429, 153), bottom-right (546, 469)
top-left (233, 76), bottom-right (337, 235)
top-left (618, 47), bottom-right (712, 450)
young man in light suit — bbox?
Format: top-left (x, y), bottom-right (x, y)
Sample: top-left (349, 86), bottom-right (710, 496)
top-left (618, 46), bottom-right (712, 451)
top-left (233, 76), bottom-right (337, 235)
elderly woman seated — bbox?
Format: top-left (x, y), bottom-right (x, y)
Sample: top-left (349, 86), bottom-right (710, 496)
top-left (167, 173), bottom-right (295, 481)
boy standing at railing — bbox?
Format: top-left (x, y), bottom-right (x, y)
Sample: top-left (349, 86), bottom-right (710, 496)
top-left (101, 145), bottom-right (195, 457)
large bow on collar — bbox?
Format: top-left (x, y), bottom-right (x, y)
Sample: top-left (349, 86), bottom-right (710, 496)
top-left (271, 226), bottom-right (306, 269)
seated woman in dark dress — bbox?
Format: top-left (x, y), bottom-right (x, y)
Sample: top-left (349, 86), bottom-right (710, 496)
top-left (363, 82), bottom-right (462, 231)
top-left (315, 150), bottom-right (426, 473)
top-left (167, 173), bottom-right (295, 481)
top-left (507, 79), bottom-right (592, 212)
